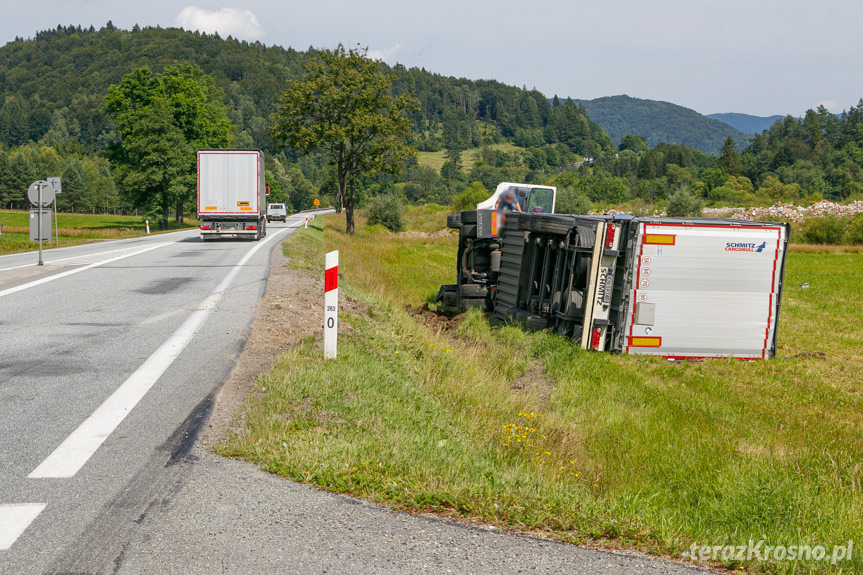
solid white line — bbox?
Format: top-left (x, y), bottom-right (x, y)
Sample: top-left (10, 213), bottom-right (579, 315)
top-left (28, 228), bottom-right (291, 479)
top-left (0, 503), bottom-right (46, 551)
top-left (0, 243), bottom-right (171, 300)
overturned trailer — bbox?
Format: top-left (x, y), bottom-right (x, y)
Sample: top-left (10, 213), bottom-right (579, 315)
top-left (440, 210), bottom-right (790, 359)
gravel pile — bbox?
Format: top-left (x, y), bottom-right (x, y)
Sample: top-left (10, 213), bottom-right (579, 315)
top-left (703, 200), bottom-right (863, 222)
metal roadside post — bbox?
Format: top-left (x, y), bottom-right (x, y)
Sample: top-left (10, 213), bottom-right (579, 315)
top-left (324, 250), bottom-right (339, 359)
top-left (28, 180), bottom-right (56, 266)
top-left (48, 177), bottom-right (61, 245)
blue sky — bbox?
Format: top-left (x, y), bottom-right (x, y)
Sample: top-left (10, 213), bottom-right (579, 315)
top-left (3, 0), bottom-right (862, 117)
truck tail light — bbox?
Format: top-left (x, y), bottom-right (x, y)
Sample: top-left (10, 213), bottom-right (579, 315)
top-left (200, 225), bottom-right (211, 230)
top-left (605, 225), bottom-right (616, 248)
top-left (590, 327), bottom-right (602, 350)
top-left (246, 225), bottom-right (257, 230)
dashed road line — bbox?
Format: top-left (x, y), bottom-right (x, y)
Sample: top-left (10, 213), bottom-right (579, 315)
top-left (0, 503), bottom-right (46, 551)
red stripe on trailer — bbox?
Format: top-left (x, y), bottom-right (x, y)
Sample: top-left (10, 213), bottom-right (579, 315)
top-left (762, 232), bottom-right (782, 359)
top-left (325, 266), bottom-right (338, 292)
top-left (644, 222), bottom-right (786, 232)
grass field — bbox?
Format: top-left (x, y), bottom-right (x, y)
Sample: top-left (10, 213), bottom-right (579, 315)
top-left (416, 142), bottom-right (524, 173)
top-left (221, 207), bottom-right (863, 574)
top-left (0, 210), bottom-right (195, 255)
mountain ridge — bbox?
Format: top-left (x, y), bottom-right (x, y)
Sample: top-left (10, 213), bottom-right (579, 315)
top-left (705, 112), bottom-right (785, 134)
top-left (567, 95), bottom-right (752, 155)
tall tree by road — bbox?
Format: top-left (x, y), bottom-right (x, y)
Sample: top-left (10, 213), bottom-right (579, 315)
top-left (104, 64), bottom-right (231, 227)
top-left (270, 44), bottom-right (418, 234)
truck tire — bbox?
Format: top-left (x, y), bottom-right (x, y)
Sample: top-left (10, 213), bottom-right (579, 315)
top-left (459, 283), bottom-right (488, 298)
top-left (446, 213), bottom-right (462, 228)
top-left (460, 210), bottom-right (478, 224)
top-left (459, 224), bottom-right (477, 239)
top-left (526, 315), bottom-right (548, 331)
top-left (519, 214), bottom-right (577, 235)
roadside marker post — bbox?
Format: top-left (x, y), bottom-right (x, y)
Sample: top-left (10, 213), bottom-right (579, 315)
top-left (145, 220), bottom-right (150, 234)
top-left (324, 250), bottom-right (338, 359)
top-left (305, 216), bottom-right (308, 229)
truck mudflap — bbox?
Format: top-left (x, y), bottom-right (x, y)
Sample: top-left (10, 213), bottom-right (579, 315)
top-left (443, 211), bottom-right (790, 360)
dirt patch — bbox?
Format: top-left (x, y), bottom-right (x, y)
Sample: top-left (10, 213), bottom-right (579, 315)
top-left (405, 302), bottom-right (465, 335)
top-left (397, 228), bottom-right (456, 240)
top-left (198, 242), bottom-right (362, 450)
top-left (792, 350), bottom-right (827, 360)
top-left (511, 363), bottom-right (555, 400)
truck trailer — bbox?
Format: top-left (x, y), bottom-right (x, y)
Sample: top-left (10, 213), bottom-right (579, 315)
top-left (440, 186), bottom-right (790, 360)
top-left (197, 149), bottom-right (267, 241)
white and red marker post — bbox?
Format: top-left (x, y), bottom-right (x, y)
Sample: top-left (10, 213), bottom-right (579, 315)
top-left (324, 250), bottom-right (339, 359)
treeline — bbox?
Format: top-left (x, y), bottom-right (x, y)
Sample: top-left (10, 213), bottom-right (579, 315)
top-left (2, 25), bottom-right (863, 219)
top-left (0, 144), bottom-right (117, 212)
top-left (0, 25), bottom-right (612, 158)
top-left (0, 25), bottom-right (615, 214)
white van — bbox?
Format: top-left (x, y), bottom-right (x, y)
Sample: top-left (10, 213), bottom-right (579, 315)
top-left (266, 203), bottom-right (287, 222)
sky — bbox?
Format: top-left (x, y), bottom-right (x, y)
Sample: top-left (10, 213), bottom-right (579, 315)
top-left (2, 0), bottom-right (862, 117)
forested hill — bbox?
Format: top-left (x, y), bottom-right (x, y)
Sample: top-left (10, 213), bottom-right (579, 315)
top-left (571, 95), bottom-right (752, 155)
top-left (706, 113), bottom-right (785, 134)
top-left (0, 24), bottom-right (614, 158)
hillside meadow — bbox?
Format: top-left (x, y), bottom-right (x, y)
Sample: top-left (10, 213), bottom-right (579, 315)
top-left (221, 206), bottom-right (862, 575)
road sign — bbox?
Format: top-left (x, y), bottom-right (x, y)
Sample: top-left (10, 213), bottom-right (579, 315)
top-left (313, 198), bottom-right (320, 206)
top-left (30, 209), bottom-right (53, 241)
top-left (28, 181), bottom-right (55, 206)
top-left (47, 177), bottom-right (62, 194)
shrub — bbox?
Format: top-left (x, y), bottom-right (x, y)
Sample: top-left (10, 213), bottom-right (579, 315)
top-left (847, 213), bottom-right (863, 245)
top-left (555, 187), bottom-right (592, 215)
top-left (665, 186), bottom-right (703, 217)
top-left (366, 194), bottom-right (404, 232)
top-left (451, 182), bottom-right (490, 212)
top-left (801, 215), bottom-right (846, 245)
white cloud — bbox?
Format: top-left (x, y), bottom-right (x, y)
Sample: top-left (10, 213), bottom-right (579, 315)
top-left (368, 44), bottom-right (402, 64)
top-left (817, 99), bottom-right (842, 113)
top-left (175, 6), bottom-right (263, 41)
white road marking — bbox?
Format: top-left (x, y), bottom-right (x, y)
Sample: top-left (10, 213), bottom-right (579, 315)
top-left (28, 227), bottom-right (291, 479)
top-left (0, 503), bottom-right (46, 551)
top-left (0, 243), bottom-right (171, 300)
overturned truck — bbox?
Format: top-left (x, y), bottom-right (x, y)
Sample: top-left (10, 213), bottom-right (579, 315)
top-left (440, 187), bottom-right (790, 360)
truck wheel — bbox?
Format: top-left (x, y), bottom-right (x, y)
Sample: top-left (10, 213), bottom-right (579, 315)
top-left (526, 315), bottom-right (548, 331)
top-left (519, 214), bottom-right (577, 235)
top-left (459, 283), bottom-right (488, 298)
top-left (446, 213), bottom-right (462, 228)
top-left (460, 210), bottom-right (478, 224)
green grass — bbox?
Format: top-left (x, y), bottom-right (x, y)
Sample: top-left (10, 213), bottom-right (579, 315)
top-left (0, 209), bottom-right (196, 255)
top-left (417, 142), bottom-right (524, 173)
top-left (221, 209), bottom-right (863, 574)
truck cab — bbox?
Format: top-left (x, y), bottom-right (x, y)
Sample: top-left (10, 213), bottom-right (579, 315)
top-left (266, 203), bottom-right (287, 222)
top-left (476, 182), bottom-right (556, 214)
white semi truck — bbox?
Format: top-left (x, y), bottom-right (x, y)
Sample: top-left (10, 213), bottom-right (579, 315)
top-left (197, 149), bottom-right (267, 241)
top-left (440, 183), bottom-right (790, 360)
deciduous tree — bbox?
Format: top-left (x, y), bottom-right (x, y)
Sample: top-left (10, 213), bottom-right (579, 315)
top-left (270, 44), bottom-right (418, 234)
top-left (104, 64), bottom-right (231, 227)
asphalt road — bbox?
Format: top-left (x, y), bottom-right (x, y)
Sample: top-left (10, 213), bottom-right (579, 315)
top-left (0, 215), bottom-right (308, 574)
